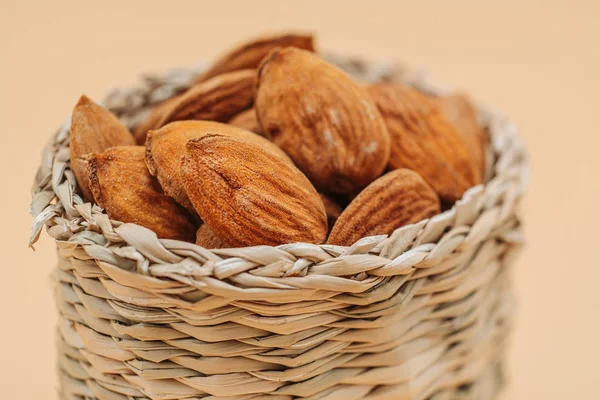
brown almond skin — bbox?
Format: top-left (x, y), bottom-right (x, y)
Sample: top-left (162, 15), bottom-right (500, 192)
top-left (182, 135), bottom-right (328, 247)
top-left (327, 169), bottom-right (441, 246)
top-left (435, 93), bottom-right (486, 179)
top-left (146, 120), bottom-right (291, 214)
top-left (365, 83), bottom-right (482, 202)
top-left (255, 48), bottom-right (391, 194)
top-left (195, 225), bottom-right (231, 249)
top-left (319, 193), bottom-right (343, 230)
top-left (195, 32), bottom-right (315, 83)
top-left (88, 146), bottom-right (197, 242)
top-left (156, 69), bottom-right (256, 128)
top-left (70, 95), bottom-right (135, 201)
top-left (228, 108), bottom-right (265, 137)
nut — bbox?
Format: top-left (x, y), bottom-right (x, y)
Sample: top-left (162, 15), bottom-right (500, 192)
top-left (133, 69), bottom-right (256, 143)
top-left (195, 224), bottom-right (231, 249)
top-left (133, 95), bottom-right (181, 144)
top-left (182, 134), bottom-right (328, 246)
top-left (146, 120), bottom-right (291, 214)
top-left (319, 193), bottom-right (343, 230)
top-left (195, 32), bottom-right (315, 83)
top-left (87, 146), bottom-right (197, 242)
top-left (366, 83), bottom-right (482, 202)
top-left (327, 169), bottom-right (441, 246)
top-left (256, 47), bottom-right (390, 194)
top-left (228, 108), bottom-right (265, 137)
top-left (69, 95), bottom-right (135, 201)
top-left (158, 69), bottom-right (256, 128)
top-left (435, 93), bottom-right (486, 179)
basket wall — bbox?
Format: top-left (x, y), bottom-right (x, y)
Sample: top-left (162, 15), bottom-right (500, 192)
top-left (30, 55), bottom-right (528, 400)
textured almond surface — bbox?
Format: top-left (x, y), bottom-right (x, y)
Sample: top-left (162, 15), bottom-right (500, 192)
top-left (154, 69), bottom-right (256, 129)
top-left (255, 48), bottom-right (391, 194)
top-left (182, 135), bottom-right (327, 247)
top-left (366, 83), bottom-right (482, 202)
top-left (328, 169), bottom-right (441, 246)
top-left (228, 108), bottom-right (265, 137)
top-left (87, 146), bottom-right (196, 242)
top-left (69, 95), bottom-right (135, 201)
top-left (435, 93), bottom-right (486, 178)
top-left (146, 120), bottom-right (291, 214)
top-left (195, 32), bottom-right (314, 83)
top-left (195, 225), bottom-right (231, 249)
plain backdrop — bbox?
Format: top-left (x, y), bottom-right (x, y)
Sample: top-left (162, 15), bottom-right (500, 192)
top-left (1, 0), bottom-right (599, 398)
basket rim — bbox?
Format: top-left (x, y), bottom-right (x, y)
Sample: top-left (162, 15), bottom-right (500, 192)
top-left (29, 53), bottom-right (528, 285)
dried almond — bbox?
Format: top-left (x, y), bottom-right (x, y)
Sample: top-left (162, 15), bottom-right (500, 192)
top-left (71, 158), bottom-right (91, 196)
top-left (146, 120), bottom-right (290, 214)
top-left (70, 95), bottom-right (135, 201)
top-left (228, 108), bottom-right (265, 137)
top-left (133, 69), bottom-right (256, 142)
top-left (195, 225), bottom-right (231, 249)
top-left (182, 134), bottom-right (327, 246)
top-left (319, 193), bottom-right (343, 230)
top-left (255, 47), bottom-right (390, 194)
top-left (133, 95), bottom-right (181, 144)
top-left (435, 93), bottom-right (486, 178)
top-left (157, 69), bottom-right (256, 128)
top-left (366, 83), bottom-right (482, 202)
top-left (328, 169), bottom-right (441, 246)
top-left (195, 32), bottom-right (315, 83)
top-left (87, 146), bottom-right (197, 242)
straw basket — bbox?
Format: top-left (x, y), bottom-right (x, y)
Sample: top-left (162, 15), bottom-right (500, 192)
top-left (30, 54), bottom-right (528, 400)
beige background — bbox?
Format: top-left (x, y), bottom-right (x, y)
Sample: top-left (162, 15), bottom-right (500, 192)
top-left (1, 0), bottom-right (599, 398)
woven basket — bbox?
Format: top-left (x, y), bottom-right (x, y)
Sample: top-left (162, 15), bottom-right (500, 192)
top-left (30, 54), bottom-right (528, 400)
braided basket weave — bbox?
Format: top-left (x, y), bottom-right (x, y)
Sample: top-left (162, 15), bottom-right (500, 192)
top-left (30, 54), bottom-right (528, 400)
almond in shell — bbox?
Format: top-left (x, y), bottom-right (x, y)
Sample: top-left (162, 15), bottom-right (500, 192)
top-left (365, 83), bottom-right (482, 202)
top-left (87, 146), bottom-right (197, 242)
top-left (327, 169), bottom-right (441, 246)
top-left (146, 120), bottom-right (290, 214)
top-left (195, 32), bottom-right (315, 83)
top-left (182, 134), bottom-right (327, 247)
top-left (70, 95), bottom-right (135, 201)
top-left (255, 47), bottom-right (390, 194)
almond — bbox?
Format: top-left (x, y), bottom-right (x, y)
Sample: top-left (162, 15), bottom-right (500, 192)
top-left (195, 225), bottom-right (231, 249)
top-left (157, 69), bottom-right (256, 128)
top-left (133, 95), bottom-right (181, 144)
top-left (228, 108), bottom-right (265, 137)
top-left (365, 83), bottom-right (482, 202)
top-left (146, 120), bottom-right (290, 214)
top-left (182, 134), bottom-right (327, 246)
top-left (327, 169), bottom-right (441, 246)
top-left (87, 146), bottom-right (197, 242)
top-left (319, 193), bottom-right (343, 230)
top-left (133, 69), bottom-right (256, 143)
top-left (435, 93), bottom-right (486, 179)
top-left (69, 95), bottom-right (135, 201)
top-left (255, 48), bottom-right (390, 194)
top-left (195, 32), bottom-right (315, 83)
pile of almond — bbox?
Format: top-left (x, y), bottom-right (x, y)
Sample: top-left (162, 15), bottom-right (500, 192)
top-left (70, 33), bottom-right (487, 248)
